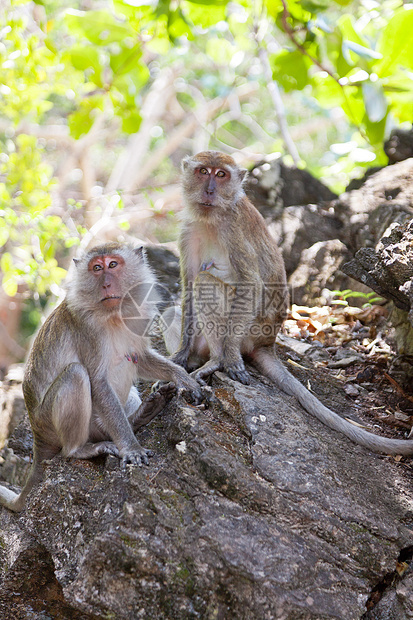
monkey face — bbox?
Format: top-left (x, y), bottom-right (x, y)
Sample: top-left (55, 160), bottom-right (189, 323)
top-left (67, 243), bottom-right (155, 321)
top-left (88, 254), bottom-right (125, 310)
top-left (181, 151), bottom-right (248, 216)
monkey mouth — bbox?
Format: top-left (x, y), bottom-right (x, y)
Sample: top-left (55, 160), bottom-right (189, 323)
top-left (199, 202), bottom-right (214, 208)
top-left (101, 296), bottom-right (122, 306)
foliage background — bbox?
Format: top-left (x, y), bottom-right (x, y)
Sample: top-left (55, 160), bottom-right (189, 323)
top-left (0, 0), bottom-right (412, 365)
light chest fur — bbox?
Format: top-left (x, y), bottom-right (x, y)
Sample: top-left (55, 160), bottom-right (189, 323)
top-left (100, 322), bottom-right (144, 405)
top-left (185, 221), bottom-right (236, 283)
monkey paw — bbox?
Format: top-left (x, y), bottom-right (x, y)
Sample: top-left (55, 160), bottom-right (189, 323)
top-left (190, 359), bottom-right (221, 386)
top-left (131, 382), bottom-right (177, 431)
top-left (175, 376), bottom-right (203, 405)
top-left (224, 362), bottom-right (251, 385)
top-left (120, 446), bottom-right (153, 468)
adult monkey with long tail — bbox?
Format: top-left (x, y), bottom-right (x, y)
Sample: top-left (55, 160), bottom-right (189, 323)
top-left (0, 243), bottom-right (202, 512)
top-left (167, 150), bottom-right (413, 456)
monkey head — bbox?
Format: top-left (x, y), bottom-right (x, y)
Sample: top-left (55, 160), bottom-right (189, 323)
top-left (181, 151), bottom-right (248, 218)
top-left (67, 243), bottom-right (156, 322)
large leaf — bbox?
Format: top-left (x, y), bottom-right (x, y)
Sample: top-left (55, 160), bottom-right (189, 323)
top-left (377, 9), bottom-right (413, 76)
top-left (68, 94), bottom-right (105, 139)
top-left (183, 0), bottom-right (227, 27)
top-left (67, 45), bottom-right (104, 87)
top-left (110, 43), bottom-right (142, 76)
top-left (64, 9), bottom-right (135, 46)
top-left (270, 49), bottom-right (311, 92)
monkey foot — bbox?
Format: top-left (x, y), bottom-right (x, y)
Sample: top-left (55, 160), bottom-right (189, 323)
top-left (190, 360), bottom-right (221, 385)
top-left (131, 382), bottom-right (177, 431)
top-left (224, 362), bottom-right (251, 385)
top-left (120, 446), bottom-right (153, 468)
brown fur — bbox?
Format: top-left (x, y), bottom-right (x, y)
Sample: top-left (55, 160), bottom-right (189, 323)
top-left (171, 151), bottom-right (413, 457)
top-left (0, 243), bottom-right (201, 512)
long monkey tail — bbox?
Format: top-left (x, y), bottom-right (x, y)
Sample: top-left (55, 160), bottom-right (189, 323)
top-left (0, 454), bottom-right (44, 513)
top-left (252, 348), bottom-right (413, 456)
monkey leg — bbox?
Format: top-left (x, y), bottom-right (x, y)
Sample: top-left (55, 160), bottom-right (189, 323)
top-left (124, 385), bottom-right (142, 416)
top-left (43, 362), bottom-right (92, 457)
top-left (69, 441), bottom-right (120, 459)
top-left (191, 272), bottom-right (251, 385)
top-left (129, 382), bottom-right (177, 432)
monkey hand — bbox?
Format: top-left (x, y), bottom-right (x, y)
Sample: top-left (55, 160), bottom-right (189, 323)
top-left (131, 382), bottom-right (177, 431)
top-left (119, 443), bottom-right (153, 468)
top-left (175, 375), bottom-right (203, 405)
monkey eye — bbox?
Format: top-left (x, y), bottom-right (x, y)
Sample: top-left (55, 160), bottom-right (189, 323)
top-left (199, 168), bottom-right (209, 175)
top-left (108, 260), bottom-right (118, 268)
top-left (216, 170), bottom-right (226, 177)
top-left (93, 264), bottom-right (103, 272)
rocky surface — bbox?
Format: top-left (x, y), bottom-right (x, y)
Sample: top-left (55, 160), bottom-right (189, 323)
top-left (1, 156), bottom-right (413, 619)
top-left (0, 360), bottom-right (413, 619)
top-left (247, 158), bottom-right (413, 378)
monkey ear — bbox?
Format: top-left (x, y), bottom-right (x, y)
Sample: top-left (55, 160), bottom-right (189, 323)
top-left (238, 168), bottom-right (248, 184)
top-left (73, 258), bottom-right (80, 267)
top-left (134, 246), bottom-right (146, 260)
top-left (181, 155), bottom-right (191, 172)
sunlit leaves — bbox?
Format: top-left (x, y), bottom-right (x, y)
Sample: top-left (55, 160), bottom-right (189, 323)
top-left (64, 9), bottom-right (135, 46)
top-left (270, 50), bottom-right (311, 92)
top-left (376, 8), bottom-right (413, 76)
top-left (183, 0), bottom-right (227, 28)
top-left (68, 94), bottom-right (105, 139)
top-left (68, 45), bottom-right (104, 87)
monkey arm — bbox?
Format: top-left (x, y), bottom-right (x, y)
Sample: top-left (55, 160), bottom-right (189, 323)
top-left (172, 278), bottom-right (196, 369)
top-left (172, 227), bottom-right (202, 368)
top-left (91, 377), bottom-right (150, 465)
top-left (131, 348), bottom-right (202, 403)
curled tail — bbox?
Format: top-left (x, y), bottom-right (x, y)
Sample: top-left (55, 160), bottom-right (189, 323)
top-left (253, 349), bottom-right (413, 456)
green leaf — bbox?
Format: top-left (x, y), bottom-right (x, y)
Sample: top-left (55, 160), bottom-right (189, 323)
top-left (301, 0), bottom-right (330, 13)
top-left (0, 252), bottom-right (13, 273)
top-left (183, 0), bottom-right (227, 28)
top-left (270, 49), bottom-right (310, 92)
top-left (2, 275), bottom-right (18, 297)
top-left (67, 45), bottom-right (104, 87)
top-left (64, 9), bottom-right (135, 46)
top-left (121, 109), bottom-right (142, 134)
top-left (68, 94), bottom-right (105, 139)
top-left (167, 9), bottom-right (193, 41)
top-left (110, 43), bottom-right (142, 77)
top-left (383, 73), bottom-right (413, 123)
top-left (377, 9), bottom-right (413, 76)
top-left (206, 38), bottom-right (236, 66)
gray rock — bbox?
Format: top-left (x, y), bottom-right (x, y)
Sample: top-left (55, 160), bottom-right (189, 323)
top-left (0, 369), bottom-right (412, 619)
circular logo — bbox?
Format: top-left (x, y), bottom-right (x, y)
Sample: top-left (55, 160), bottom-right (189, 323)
top-left (120, 281), bottom-right (177, 337)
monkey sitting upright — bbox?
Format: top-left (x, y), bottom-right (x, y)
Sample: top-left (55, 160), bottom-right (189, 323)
top-left (166, 150), bottom-right (413, 457)
top-left (0, 242), bottom-right (202, 512)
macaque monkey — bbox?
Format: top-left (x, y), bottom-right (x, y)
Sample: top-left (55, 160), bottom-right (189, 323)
top-left (167, 150), bottom-right (413, 457)
top-left (0, 243), bottom-right (202, 512)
